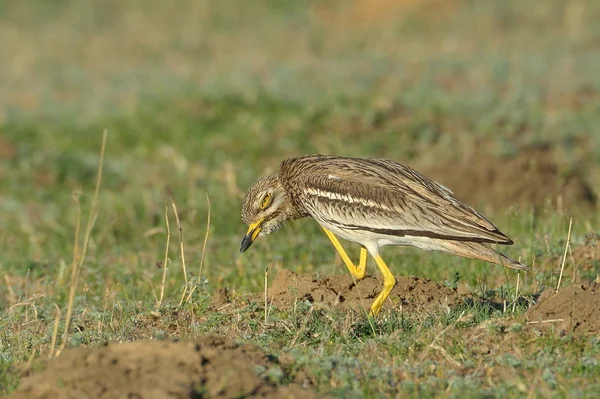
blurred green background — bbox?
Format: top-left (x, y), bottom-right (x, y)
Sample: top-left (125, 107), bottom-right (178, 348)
top-left (1, 0), bottom-right (600, 396)
top-left (1, 0), bottom-right (599, 331)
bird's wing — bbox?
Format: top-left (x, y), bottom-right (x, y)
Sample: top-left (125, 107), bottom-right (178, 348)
top-left (281, 155), bottom-right (513, 244)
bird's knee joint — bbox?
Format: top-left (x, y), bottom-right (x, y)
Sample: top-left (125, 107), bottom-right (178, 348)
top-left (383, 278), bottom-right (396, 290)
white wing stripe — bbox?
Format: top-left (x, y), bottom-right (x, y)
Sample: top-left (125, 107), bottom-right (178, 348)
top-left (303, 187), bottom-right (393, 211)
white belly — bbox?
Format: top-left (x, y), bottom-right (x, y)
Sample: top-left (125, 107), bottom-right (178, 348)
top-left (314, 217), bottom-right (448, 254)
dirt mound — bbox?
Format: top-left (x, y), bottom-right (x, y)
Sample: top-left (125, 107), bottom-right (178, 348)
top-left (421, 144), bottom-right (597, 211)
top-left (526, 282), bottom-right (600, 336)
top-left (568, 239), bottom-right (599, 271)
top-left (539, 238), bottom-right (599, 275)
top-left (7, 335), bottom-right (322, 399)
top-left (267, 269), bottom-right (467, 315)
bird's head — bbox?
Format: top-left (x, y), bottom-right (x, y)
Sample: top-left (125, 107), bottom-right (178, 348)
top-left (239, 174), bottom-right (293, 253)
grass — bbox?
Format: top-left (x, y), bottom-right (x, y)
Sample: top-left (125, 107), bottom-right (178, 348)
top-left (1, 0), bottom-right (600, 397)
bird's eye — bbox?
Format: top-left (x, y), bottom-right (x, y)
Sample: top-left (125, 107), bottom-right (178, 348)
top-left (260, 193), bottom-right (272, 210)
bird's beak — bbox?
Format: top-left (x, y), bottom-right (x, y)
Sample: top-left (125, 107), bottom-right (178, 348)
top-left (240, 218), bottom-right (264, 253)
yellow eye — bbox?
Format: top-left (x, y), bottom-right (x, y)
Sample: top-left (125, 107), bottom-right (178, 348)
top-left (260, 194), bottom-right (272, 210)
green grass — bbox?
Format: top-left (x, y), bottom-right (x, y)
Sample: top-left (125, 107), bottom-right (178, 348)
top-left (1, 0), bottom-right (600, 397)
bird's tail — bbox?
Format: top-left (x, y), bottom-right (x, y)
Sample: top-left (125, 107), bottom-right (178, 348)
top-left (439, 241), bottom-right (529, 270)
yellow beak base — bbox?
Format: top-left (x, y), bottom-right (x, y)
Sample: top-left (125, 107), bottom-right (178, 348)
top-left (240, 219), bottom-right (263, 253)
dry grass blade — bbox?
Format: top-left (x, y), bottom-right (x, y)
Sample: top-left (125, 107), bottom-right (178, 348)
top-left (184, 193), bottom-right (212, 303)
top-left (60, 193), bottom-right (80, 347)
top-left (527, 319), bottom-right (564, 325)
top-left (198, 193), bottom-right (211, 280)
top-left (419, 311), bottom-right (465, 364)
top-left (512, 270), bottom-right (521, 313)
top-left (48, 304), bottom-right (61, 359)
top-left (157, 201), bottom-right (171, 308)
top-left (430, 344), bottom-right (462, 368)
top-left (289, 305), bottom-right (315, 347)
top-left (170, 198), bottom-right (189, 306)
top-left (264, 267), bottom-right (269, 324)
top-left (556, 217), bottom-right (573, 293)
top-left (57, 130), bottom-right (107, 356)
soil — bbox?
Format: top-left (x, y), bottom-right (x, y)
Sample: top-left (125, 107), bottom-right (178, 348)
top-left (567, 238), bottom-right (600, 272)
top-left (264, 269), bottom-right (468, 316)
top-left (8, 273), bottom-right (599, 399)
top-left (420, 144), bottom-right (597, 212)
top-left (526, 282), bottom-right (600, 336)
top-left (6, 335), bottom-right (323, 399)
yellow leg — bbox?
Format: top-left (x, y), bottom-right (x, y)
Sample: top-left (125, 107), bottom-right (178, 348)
top-left (321, 227), bottom-right (367, 280)
top-left (369, 255), bottom-right (396, 316)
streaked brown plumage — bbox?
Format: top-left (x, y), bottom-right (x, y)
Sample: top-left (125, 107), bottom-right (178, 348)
top-left (240, 155), bottom-right (529, 315)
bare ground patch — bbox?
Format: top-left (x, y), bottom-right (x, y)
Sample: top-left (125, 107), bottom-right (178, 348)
top-left (6, 336), bottom-right (322, 399)
top-left (221, 269), bottom-right (470, 317)
top-left (565, 238), bottom-right (599, 273)
top-left (420, 144), bottom-right (597, 212)
top-left (526, 282), bottom-right (600, 337)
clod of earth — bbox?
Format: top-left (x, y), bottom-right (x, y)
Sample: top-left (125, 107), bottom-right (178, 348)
top-left (265, 269), bottom-right (469, 316)
top-left (526, 282), bottom-right (600, 336)
top-left (6, 335), bottom-right (323, 399)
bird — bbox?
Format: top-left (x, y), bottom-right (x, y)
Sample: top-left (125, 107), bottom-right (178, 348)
top-left (240, 154), bottom-right (529, 316)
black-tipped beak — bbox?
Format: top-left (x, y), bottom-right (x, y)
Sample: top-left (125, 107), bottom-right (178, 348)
top-left (240, 219), bottom-right (263, 253)
top-left (240, 234), bottom-right (254, 253)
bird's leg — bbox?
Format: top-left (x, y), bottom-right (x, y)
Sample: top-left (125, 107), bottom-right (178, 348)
top-left (369, 255), bottom-right (396, 316)
top-left (321, 227), bottom-right (367, 280)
